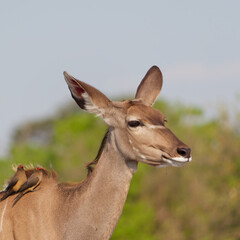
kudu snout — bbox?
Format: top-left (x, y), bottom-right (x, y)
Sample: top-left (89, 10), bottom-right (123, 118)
top-left (177, 147), bottom-right (191, 158)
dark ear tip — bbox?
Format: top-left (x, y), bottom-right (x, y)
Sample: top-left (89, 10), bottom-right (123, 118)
top-left (150, 65), bottom-right (160, 70)
top-left (63, 71), bottom-right (74, 85)
top-left (63, 71), bottom-right (69, 77)
top-left (149, 65), bottom-right (162, 74)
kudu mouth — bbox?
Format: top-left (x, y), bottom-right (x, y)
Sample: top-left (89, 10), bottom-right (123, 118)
top-left (161, 155), bottom-right (192, 167)
top-left (161, 145), bottom-right (192, 167)
top-left (135, 151), bottom-right (192, 168)
top-left (144, 145), bottom-right (192, 168)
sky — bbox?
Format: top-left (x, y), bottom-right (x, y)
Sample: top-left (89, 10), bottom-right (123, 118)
top-left (0, 0), bottom-right (240, 156)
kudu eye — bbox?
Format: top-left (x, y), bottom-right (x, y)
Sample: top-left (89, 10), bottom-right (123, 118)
top-left (128, 120), bottom-right (141, 128)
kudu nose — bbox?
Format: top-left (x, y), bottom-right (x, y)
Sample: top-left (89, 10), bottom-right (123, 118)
top-left (177, 147), bottom-right (191, 158)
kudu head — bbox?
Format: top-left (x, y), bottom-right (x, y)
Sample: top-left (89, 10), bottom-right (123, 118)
top-left (64, 66), bottom-right (192, 167)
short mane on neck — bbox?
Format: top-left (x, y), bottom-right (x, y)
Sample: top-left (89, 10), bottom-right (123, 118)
top-left (86, 129), bottom-right (109, 175)
top-left (57, 129), bottom-right (110, 193)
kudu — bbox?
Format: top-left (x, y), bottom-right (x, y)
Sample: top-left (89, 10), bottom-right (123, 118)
top-left (0, 66), bottom-right (191, 239)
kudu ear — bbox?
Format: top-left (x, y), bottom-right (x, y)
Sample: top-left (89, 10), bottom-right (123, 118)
top-left (135, 66), bottom-right (163, 106)
top-left (64, 71), bottom-right (111, 117)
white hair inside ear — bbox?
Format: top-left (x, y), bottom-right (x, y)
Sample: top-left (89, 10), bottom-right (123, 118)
top-left (82, 92), bottom-right (105, 117)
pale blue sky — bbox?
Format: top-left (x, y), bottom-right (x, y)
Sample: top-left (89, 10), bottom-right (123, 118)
top-left (0, 0), bottom-right (239, 156)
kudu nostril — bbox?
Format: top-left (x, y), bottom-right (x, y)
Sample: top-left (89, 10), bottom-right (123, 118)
top-left (177, 148), bottom-right (191, 158)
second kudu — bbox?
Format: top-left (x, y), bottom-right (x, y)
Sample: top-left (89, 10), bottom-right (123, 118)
top-left (0, 66), bottom-right (191, 239)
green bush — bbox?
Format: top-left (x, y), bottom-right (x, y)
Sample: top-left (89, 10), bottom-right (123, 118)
top-left (1, 101), bottom-right (239, 239)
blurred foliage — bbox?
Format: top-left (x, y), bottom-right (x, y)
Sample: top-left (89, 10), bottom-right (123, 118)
top-left (0, 100), bottom-right (240, 239)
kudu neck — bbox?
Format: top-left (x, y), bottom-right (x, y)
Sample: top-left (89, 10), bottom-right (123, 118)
top-left (64, 129), bottom-right (136, 239)
top-left (106, 128), bottom-right (138, 175)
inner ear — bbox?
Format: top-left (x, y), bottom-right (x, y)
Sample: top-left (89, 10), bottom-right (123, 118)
top-left (65, 76), bottom-right (86, 109)
top-left (65, 71), bottom-right (125, 127)
top-left (135, 66), bottom-right (163, 106)
top-left (70, 81), bottom-right (85, 97)
top-left (64, 71), bottom-right (111, 112)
